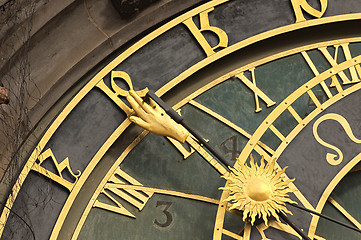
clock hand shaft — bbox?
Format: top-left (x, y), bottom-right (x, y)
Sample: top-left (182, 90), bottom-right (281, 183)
top-left (146, 91), bottom-right (231, 170)
top-left (279, 212), bottom-right (312, 240)
top-left (288, 203), bottom-right (361, 234)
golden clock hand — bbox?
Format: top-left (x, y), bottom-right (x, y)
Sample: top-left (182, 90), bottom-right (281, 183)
top-left (126, 89), bottom-right (230, 178)
top-left (127, 90), bottom-right (189, 143)
top-left (146, 90), bottom-right (232, 169)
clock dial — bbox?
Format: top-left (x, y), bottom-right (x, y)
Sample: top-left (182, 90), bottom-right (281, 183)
top-left (2, 1), bottom-right (361, 240)
top-left (76, 39), bottom-right (361, 240)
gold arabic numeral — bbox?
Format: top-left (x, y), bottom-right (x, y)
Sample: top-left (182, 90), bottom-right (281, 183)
top-left (318, 44), bottom-right (361, 86)
top-left (183, 7), bottom-right (228, 57)
top-left (96, 71), bottom-right (148, 115)
top-left (93, 167), bottom-right (153, 218)
top-left (31, 148), bottom-right (80, 191)
top-left (235, 69), bottom-right (276, 113)
top-left (290, 0), bottom-right (328, 23)
top-left (154, 201), bottom-right (173, 228)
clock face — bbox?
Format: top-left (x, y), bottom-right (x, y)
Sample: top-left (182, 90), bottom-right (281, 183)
top-left (73, 39), bottom-right (361, 240)
top-left (2, 1), bottom-right (361, 240)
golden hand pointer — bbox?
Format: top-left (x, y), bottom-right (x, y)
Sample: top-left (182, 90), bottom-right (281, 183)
top-left (126, 90), bottom-right (189, 143)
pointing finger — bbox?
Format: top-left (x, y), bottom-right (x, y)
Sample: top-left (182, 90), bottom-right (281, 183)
top-left (129, 90), bottom-right (153, 113)
top-left (129, 116), bottom-right (151, 130)
top-left (126, 93), bottom-right (147, 118)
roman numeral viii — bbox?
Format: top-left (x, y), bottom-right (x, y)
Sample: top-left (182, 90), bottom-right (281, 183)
top-left (93, 167), bottom-right (153, 218)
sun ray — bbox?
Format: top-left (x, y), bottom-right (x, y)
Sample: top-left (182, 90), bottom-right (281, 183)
top-left (220, 155), bottom-right (296, 225)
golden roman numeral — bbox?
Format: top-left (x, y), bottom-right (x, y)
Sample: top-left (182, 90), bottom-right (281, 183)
top-left (183, 7), bottom-right (228, 57)
top-left (235, 69), bottom-right (276, 113)
top-left (93, 167), bottom-right (153, 218)
top-left (96, 71), bottom-right (148, 115)
top-left (301, 51), bottom-right (334, 98)
top-left (318, 43), bottom-right (361, 86)
top-left (290, 0), bottom-right (328, 23)
top-left (31, 148), bottom-right (81, 191)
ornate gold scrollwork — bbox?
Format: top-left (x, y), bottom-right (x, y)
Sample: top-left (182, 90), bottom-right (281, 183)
top-left (110, 71), bottom-right (148, 98)
top-left (96, 71), bottom-right (148, 115)
top-left (32, 148), bottom-right (81, 191)
top-left (183, 7), bottom-right (228, 57)
top-left (290, 0), bottom-right (328, 23)
top-left (313, 113), bottom-right (361, 165)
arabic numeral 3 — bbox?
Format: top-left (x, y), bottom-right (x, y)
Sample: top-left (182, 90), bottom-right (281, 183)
top-left (154, 201), bottom-right (173, 228)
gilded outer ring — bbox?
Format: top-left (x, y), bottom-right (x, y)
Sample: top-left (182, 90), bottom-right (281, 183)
top-left (1, 0), bottom-right (361, 238)
top-left (48, 15), bottom-right (361, 240)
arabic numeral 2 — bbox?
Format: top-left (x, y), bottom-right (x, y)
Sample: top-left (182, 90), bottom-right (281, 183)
top-left (154, 201), bottom-right (173, 228)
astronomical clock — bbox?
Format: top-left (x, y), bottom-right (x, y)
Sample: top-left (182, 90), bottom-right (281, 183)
top-left (2, 0), bottom-right (361, 239)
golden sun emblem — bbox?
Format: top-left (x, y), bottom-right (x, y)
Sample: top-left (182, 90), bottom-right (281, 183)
top-left (220, 155), bottom-right (296, 226)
